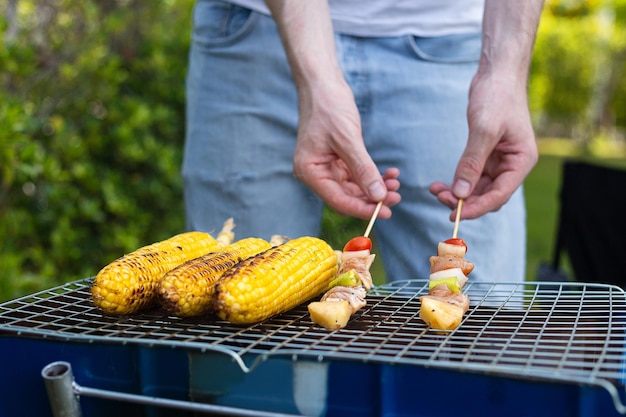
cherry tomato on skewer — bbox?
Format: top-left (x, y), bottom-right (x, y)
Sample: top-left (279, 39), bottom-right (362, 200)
top-left (343, 236), bottom-right (372, 252)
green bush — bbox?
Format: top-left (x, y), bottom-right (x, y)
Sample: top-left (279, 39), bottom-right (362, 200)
top-left (531, 0), bottom-right (626, 138)
top-left (0, 0), bottom-right (195, 300)
top-left (531, 11), bottom-right (596, 122)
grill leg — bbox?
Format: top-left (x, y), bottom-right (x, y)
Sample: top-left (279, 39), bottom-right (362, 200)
top-left (41, 361), bottom-right (82, 417)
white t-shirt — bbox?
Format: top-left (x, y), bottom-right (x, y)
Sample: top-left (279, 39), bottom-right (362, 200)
top-left (226, 0), bottom-right (485, 37)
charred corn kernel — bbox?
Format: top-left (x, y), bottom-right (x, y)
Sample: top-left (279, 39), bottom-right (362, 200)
top-left (215, 236), bottom-right (338, 324)
top-left (158, 237), bottom-right (271, 317)
top-left (91, 231), bottom-right (221, 315)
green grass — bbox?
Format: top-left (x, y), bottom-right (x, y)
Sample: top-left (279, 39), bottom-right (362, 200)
top-left (524, 154), bottom-right (566, 281)
top-left (525, 140), bottom-right (626, 282)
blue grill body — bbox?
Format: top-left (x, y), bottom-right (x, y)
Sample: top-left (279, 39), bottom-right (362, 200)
top-left (1, 279), bottom-right (625, 417)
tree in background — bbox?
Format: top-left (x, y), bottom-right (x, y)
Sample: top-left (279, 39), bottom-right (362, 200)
top-left (531, 0), bottom-right (626, 151)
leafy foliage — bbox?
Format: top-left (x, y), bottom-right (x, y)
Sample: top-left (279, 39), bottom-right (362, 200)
top-left (0, 0), bottom-right (195, 300)
top-left (531, 0), bottom-right (626, 140)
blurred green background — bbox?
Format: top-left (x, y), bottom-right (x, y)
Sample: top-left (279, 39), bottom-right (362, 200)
top-left (1, 0), bottom-right (626, 301)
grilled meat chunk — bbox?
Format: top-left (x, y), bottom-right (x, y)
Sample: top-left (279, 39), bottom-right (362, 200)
top-left (338, 251), bottom-right (375, 290)
top-left (321, 285), bottom-right (367, 314)
top-left (429, 255), bottom-right (474, 276)
top-left (424, 284), bottom-right (470, 313)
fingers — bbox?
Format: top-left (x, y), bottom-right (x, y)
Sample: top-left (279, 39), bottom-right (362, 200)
top-left (431, 186), bottom-right (494, 221)
top-left (337, 146), bottom-right (388, 202)
top-left (431, 167), bottom-right (528, 221)
top-left (305, 165), bottom-right (401, 220)
top-left (450, 119), bottom-right (495, 200)
top-left (381, 167), bottom-right (402, 207)
top-left (292, 76), bottom-right (403, 218)
top-left (447, 126), bottom-right (516, 217)
top-left (323, 184), bottom-right (401, 220)
top-left (382, 167), bottom-right (401, 192)
top-left (329, 175), bottom-right (401, 220)
top-left (294, 153), bottom-right (401, 220)
top-left (449, 69), bottom-right (539, 218)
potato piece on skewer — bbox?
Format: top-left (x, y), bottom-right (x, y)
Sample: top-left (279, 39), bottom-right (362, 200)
top-left (308, 300), bottom-right (352, 330)
top-left (420, 296), bottom-right (465, 331)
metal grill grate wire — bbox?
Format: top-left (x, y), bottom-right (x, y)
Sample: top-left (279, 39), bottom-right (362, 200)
top-left (1, 278), bottom-right (626, 392)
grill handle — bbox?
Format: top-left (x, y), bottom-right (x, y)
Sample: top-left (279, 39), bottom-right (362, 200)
top-left (41, 361), bottom-right (82, 417)
top-left (40, 361), bottom-right (304, 417)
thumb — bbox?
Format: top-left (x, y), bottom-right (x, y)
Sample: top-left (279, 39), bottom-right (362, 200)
top-left (365, 176), bottom-right (387, 202)
top-left (451, 147), bottom-right (488, 200)
top-left (344, 150), bottom-right (387, 202)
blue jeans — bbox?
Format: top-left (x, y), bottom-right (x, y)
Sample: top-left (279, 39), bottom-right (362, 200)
top-left (183, 0), bottom-right (526, 284)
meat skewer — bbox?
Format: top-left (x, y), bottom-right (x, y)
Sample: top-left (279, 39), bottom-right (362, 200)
top-left (420, 199), bottom-right (473, 331)
top-left (452, 198), bottom-right (463, 239)
top-left (308, 201), bottom-right (382, 330)
top-left (364, 201), bottom-right (383, 238)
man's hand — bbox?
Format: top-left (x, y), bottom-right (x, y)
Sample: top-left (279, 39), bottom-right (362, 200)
top-left (430, 0), bottom-right (544, 221)
top-left (430, 69), bottom-right (538, 220)
top-left (293, 76), bottom-right (400, 219)
top-left (265, 0), bottom-right (401, 219)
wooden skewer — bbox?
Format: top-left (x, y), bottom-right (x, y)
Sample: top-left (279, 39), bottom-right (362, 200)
top-left (364, 201), bottom-right (383, 238)
top-left (452, 199), bottom-right (463, 238)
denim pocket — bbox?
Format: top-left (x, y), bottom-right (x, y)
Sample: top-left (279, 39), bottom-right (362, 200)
top-left (407, 32), bottom-right (481, 63)
top-left (192, 0), bottom-right (258, 46)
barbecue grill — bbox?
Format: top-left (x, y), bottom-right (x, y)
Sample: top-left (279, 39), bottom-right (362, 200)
top-left (1, 278), bottom-right (626, 417)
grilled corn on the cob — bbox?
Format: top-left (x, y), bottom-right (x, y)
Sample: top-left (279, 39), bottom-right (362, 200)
top-left (91, 231), bottom-right (221, 315)
top-left (158, 237), bottom-right (272, 317)
top-left (215, 236), bottom-right (338, 324)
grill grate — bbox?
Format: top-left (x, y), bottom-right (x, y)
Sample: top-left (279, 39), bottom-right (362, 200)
top-left (1, 278), bottom-right (626, 400)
